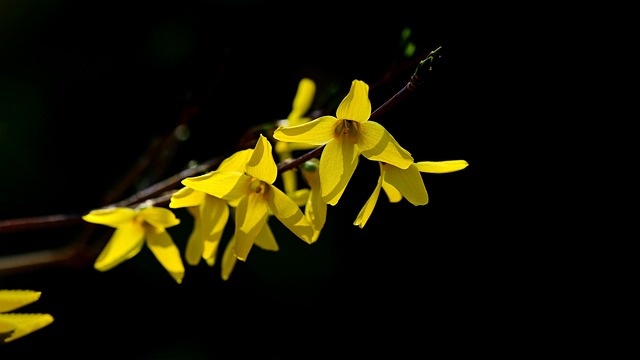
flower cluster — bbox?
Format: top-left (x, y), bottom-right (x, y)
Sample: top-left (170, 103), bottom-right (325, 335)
top-left (82, 78), bottom-right (468, 283)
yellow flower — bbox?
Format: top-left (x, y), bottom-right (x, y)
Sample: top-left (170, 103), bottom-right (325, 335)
top-left (275, 78), bottom-right (317, 206)
top-left (273, 79), bottom-right (414, 205)
top-left (170, 148), bottom-right (273, 275)
top-left (82, 204), bottom-right (185, 283)
top-left (354, 160), bottom-right (468, 228)
top-left (181, 134), bottom-right (314, 261)
top-left (0, 290), bottom-right (53, 344)
top-left (169, 150), bottom-right (254, 268)
top-left (172, 148), bottom-right (282, 280)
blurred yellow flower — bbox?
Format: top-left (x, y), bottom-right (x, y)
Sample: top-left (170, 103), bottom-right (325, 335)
top-left (0, 290), bottom-right (53, 344)
top-left (354, 160), bottom-right (468, 228)
top-left (82, 204), bottom-right (185, 283)
top-left (273, 79), bottom-right (413, 205)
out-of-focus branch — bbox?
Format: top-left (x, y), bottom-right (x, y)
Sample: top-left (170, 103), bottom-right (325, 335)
top-left (0, 215), bottom-right (84, 235)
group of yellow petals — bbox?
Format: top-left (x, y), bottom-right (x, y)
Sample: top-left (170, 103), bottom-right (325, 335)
top-left (82, 78), bottom-right (469, 284)
top-left (0, 290), bottom-right (53, 344)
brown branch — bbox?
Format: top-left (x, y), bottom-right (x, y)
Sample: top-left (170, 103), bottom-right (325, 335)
top-left (0, 214), bottom-right (84, 235)
top-left (0, 221), bottom-right (102, 275)
top-left (0, 247), bottom-right (79, 273)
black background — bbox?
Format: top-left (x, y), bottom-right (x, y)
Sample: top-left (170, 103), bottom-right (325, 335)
top-left (0, 0), bottom-right (513, 358)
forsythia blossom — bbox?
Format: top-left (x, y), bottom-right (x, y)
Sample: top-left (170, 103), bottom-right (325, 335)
top-left (82, 204), bottom-right (185, 283)
top-left (0, 290), bottom-right (53, 344)
top-left (180, 134), bottom-right (314, 261)
top-left (171, 148), bottom-right (280, 280)
top-left (273, 79), bottom-right (413, 206)
top-left (354, 160), bottom-right (469, 228)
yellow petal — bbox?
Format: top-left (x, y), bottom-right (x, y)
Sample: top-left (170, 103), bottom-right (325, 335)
top-left (288, 78), bottom-right (316, 121)
top-left (306, 189), bottom-right (326, 242)
top-left (140, 207), bottom-right (180, 230)
top-left (275, 141), bottom-right (291, 157)
top-left (183, 171), bottom-right (249, 201)
top-left (0, 290), bottom-right (42, 313)
top-left (358, 121), bottom-right (413, 169)
top-left (336, 80), bottom-right (371, 122)
top-left (220, 236), bottom-right (237, 281)
top-left (82, 207), bottom-right (138, 228)
top-left (204, 253), bottom-right (216, 267)
top-left (383, 163), bottom-right (428, 206)
top-left (290, 188), bottom-right (310, 207)
top-left (233, 194), bottom-right (269, 261)
top-left (415, 160), bottom-right (469, 173)
top-left (0, 313), bottom-right (53, 343)
top-left (184, 206), bottom-right (204, 266)
top-left (381, 182), bottom-right (403, 203)
top-left (273, 116), bottom-right (336, 145)
top-left (286, 140), bottom-right (317, 152)
top-left (245, 134), bottom-right (277, 184)
top-left (253, 222), bottom-right (279, 251)
top-left (265, 185), bottom-right (313, 243)
top-left (279, 155), bottom-right (309, 205)
top-left (0, 319), bottom-right (15, 342)
top-left (377, 161), bottom-right (403, 202)
top-left (201, 195), bottom-right (230, 263)
top-left (180, 170), bottom-right (217, 183)
top-left (218, 149), bottom-right (253, 172)
top-left (187, 196), bottom-right (229, 267)
top-left (301, 160), bottom-right (326, 242)
top-left (281, 169), bottom-right (298, 197)
top-left (203, 243), bottom-right (220, 267)
top-left (320, 138), bottom-right (359, 205)
top-left (94, 221), bottom-right (145, 271)
top-left (353, 175), bottom-right (383, 228)
top-left (169, 186), bottom-right (205, 208)
top-left (146, 229), bottom-right (185, 284)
